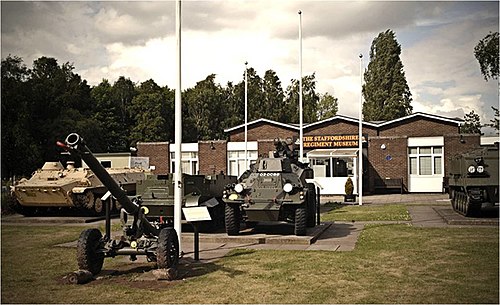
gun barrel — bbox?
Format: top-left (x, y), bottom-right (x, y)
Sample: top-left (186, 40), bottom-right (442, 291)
top-left (63, 133), bottom-right (138, 214)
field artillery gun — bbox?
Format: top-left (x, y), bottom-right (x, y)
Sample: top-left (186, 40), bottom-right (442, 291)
top-left (222, 138), bottom-right (318, 236)
top-left (58, 133), bottom-right (179, 277)
top-left (448, 144), bottom-right (499, 216)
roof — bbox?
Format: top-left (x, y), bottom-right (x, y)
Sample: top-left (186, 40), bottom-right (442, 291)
top-left (225, 112), bottom-right (463, 134)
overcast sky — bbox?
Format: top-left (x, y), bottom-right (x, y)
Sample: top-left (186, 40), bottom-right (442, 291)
top-left (1, 0), bottom-right (499, 133)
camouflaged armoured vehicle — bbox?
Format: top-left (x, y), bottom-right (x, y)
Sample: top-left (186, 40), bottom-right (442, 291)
top-left (11, 161), bottom-right (146, 216)
top-left (136, 173), bottom-right (237, 231)
top-left (448, 144), bottom-right (499, 216)
top-left (222, 138), bottom-right (318, 236)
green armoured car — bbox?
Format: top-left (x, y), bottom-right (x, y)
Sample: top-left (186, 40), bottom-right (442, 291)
top-left (448, 144), bottom-right (499, 216)
top-left (137, 173), bottom-right (237, 231)
top-left (223, 138), bottom-right (318, 236)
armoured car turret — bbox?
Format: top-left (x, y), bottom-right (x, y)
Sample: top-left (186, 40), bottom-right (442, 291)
top-left (448, 144), bottom-right (499, 216)
top-left (223, 138), bottom-right (318, 236)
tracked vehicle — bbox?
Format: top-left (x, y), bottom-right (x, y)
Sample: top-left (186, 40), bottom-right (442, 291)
top-left (10, 161), bottom-right (145, 216)
top-left (448, 144), bottom-right (499, 216)
top-left (137, 173), bottom-right (236, 231)
top-left (223, 138), bottom-right (318, 236)
top-left (58, 133), bottom-right (179, 277)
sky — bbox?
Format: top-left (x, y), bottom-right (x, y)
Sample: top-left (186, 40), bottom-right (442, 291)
top-left (1, 0), bottom-right (499, 134)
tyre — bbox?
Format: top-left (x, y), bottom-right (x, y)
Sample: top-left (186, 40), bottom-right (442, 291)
top-left (225, 203), bottom-right (240, 236)
top-left (157, 228), bottom-right (179, 269)
top-left (306, 184), bottom-right (316, 227)
top-left (77, 228), bottom-right (104, 275)
top-left (294, 207), bottom-right (307, 236)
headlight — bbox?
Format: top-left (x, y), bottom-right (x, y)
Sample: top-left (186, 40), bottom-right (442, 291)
top-left (234, 183), bottom-right (244, 193)
top-left (283, 183), bottom-right (293, 193)
top-left (467, 165), bottom-right (476, 174)
top-left (476, 165), bottom-right (484, 173)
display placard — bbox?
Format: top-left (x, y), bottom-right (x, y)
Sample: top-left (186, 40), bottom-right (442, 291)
top-left (182, 206), bottom-right (212, 222)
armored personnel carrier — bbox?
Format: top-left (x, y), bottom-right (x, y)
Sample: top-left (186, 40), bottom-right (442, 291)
top-left (136, 173), bottom-right (237, 231)
top-left (448, 144), bottom-right (499, 216)
top-left (222, 138), bottom-right (318, 236)
top-left (11, 161), bottom-right (146, 216)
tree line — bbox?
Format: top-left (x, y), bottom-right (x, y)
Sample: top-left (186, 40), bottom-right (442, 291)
top-left (1, 55), bottom-right (341, 179)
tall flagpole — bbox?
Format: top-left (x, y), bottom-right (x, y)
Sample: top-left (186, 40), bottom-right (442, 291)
top-left (358, 54), bottom-right (363, 206)
top-left (298, 10), bottom-right (303, 162)
top-left (244, 61), bottom-right (248, 171)
top-left (174, 0), bottom-right (183, 251)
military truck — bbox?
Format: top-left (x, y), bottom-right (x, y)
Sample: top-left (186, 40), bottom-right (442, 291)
top-left (10, 161), bottom-right (146, 216)
top-left (136, 173), bottom-right (237, 231)
top-left (448, 144), bottom-right (499, 216)
top-left (222, 138), bottom-right (318, 236)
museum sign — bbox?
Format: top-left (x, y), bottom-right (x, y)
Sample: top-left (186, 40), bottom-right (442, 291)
top-left (303, 134), bottom-right (368, 149)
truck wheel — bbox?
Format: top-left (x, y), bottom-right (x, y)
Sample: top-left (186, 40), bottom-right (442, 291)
top-left (77, 228), bottom-right (104, 275)
top-left (294, 207), bottom-right (307, 236)
top-left (157, 228), bottom-right (179, 269)
top-left (225, 203), bottom-right (240, 235)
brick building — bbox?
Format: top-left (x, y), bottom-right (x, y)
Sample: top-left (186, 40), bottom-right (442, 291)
top-left (136, 112), bottom-right (495, 195)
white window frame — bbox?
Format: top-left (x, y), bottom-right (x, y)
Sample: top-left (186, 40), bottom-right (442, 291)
top-left (169, 143), bottom-right (199, 175)
top-left (408, 146), bottom-right (443, 176)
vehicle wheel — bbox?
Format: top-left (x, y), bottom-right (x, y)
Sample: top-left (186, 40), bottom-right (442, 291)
top-left (157, 228), bottom-right (179, 269)
top-left (77, 228), bottom-right (104, 275)
top-left (225, 203), bottom-right (240, 236)
top-left (464, 194), bottom-right (481, 217)
top-left (94, 197), bottom-right (103, 215)
top-left (306, 184), bottom-right (316, 227)
top-left (294, 207), bottom-right (307, 236)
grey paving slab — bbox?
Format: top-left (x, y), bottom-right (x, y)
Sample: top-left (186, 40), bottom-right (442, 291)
top-left (407, 205), bottom-right (448, 227)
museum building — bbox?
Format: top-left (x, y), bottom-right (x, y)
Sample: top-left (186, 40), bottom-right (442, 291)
top-left (136, 112), bottom-right (494, 195)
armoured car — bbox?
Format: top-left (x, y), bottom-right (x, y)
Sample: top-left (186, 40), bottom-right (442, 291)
top-left (223, 138), bottom-right (318, 236)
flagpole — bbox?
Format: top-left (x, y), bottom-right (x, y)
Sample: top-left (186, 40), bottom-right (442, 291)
top-left (244, 61), bottom-right (248, 171)
top-left (358, 53), bottom-right (363, 206)
top-left (174, 0), bottom-right (183, 251)
top-left (298, 10), bottom-right (303, 162)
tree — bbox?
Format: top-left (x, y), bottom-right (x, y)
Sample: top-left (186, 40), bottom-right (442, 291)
top-left (362, 29), bottom-right (412, 121)
top-left (283, 73), bottom-right (320, 123)
top-left (461, 110), bottom-right (482, 134)
top-left (317, 92), bottom-right (339, 120)
top-left (487, 106), bottom-right (499, 132)
top-left (474, 31), bottom-right (499, 81)
top-left (262, 69), bottom-right (284, 121)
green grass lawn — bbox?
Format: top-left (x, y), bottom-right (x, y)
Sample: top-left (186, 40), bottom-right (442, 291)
top-left (2, 223), bottom-right (498, 304)
top-left (321, 203), bottom-right (412, 222)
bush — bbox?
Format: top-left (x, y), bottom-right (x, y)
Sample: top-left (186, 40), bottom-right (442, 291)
top-left (345, 177), bottom-right (354, 195)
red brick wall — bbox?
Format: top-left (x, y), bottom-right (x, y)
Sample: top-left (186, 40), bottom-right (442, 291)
top-left (306, 121), bottom-right (378, 137)
top-left (368, 136), bottom-right (409, 192)
top-left (137, 142), bottom-right (169, 174)
top-left (379, 117), bottom-right (458, 137)
top-left (230, 123), bottom-right (298, 141)
top-left (198, 140), bottom-right (228, 175)
top-left (257, 139), bottom-right (276, 158)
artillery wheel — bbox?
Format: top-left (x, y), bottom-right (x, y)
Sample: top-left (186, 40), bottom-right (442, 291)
top-left (225, 203), bottom-right (241, 236)
top-left (294, 207), bottom-right (307, 236)
top-left (157, 228), bottom-right (179, 269)
top-left (77, 228), bottom-right (104, 275)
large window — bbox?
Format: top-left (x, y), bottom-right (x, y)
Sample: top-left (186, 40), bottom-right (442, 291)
top-left (170, 151), bottom-right (199, 175)
top-left (409, 146), bottom-right (443, 176)
top-left (228, 150), bottom-right (257, 177)
top-left (311, 157), bottom-right (354, 177)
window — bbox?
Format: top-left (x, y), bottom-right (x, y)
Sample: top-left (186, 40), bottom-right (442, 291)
top-left (170, 151), bottom-right (199, 175)
top-left (310, 157), bottom-right (354, 178)
top-left (408, 146), bottom-right (443, 176)
top-left (227, 150), bottom-right (257, 177)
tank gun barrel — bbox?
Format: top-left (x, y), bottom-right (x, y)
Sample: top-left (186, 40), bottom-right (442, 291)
top-left (58, 133), bottom-right (158, 236)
